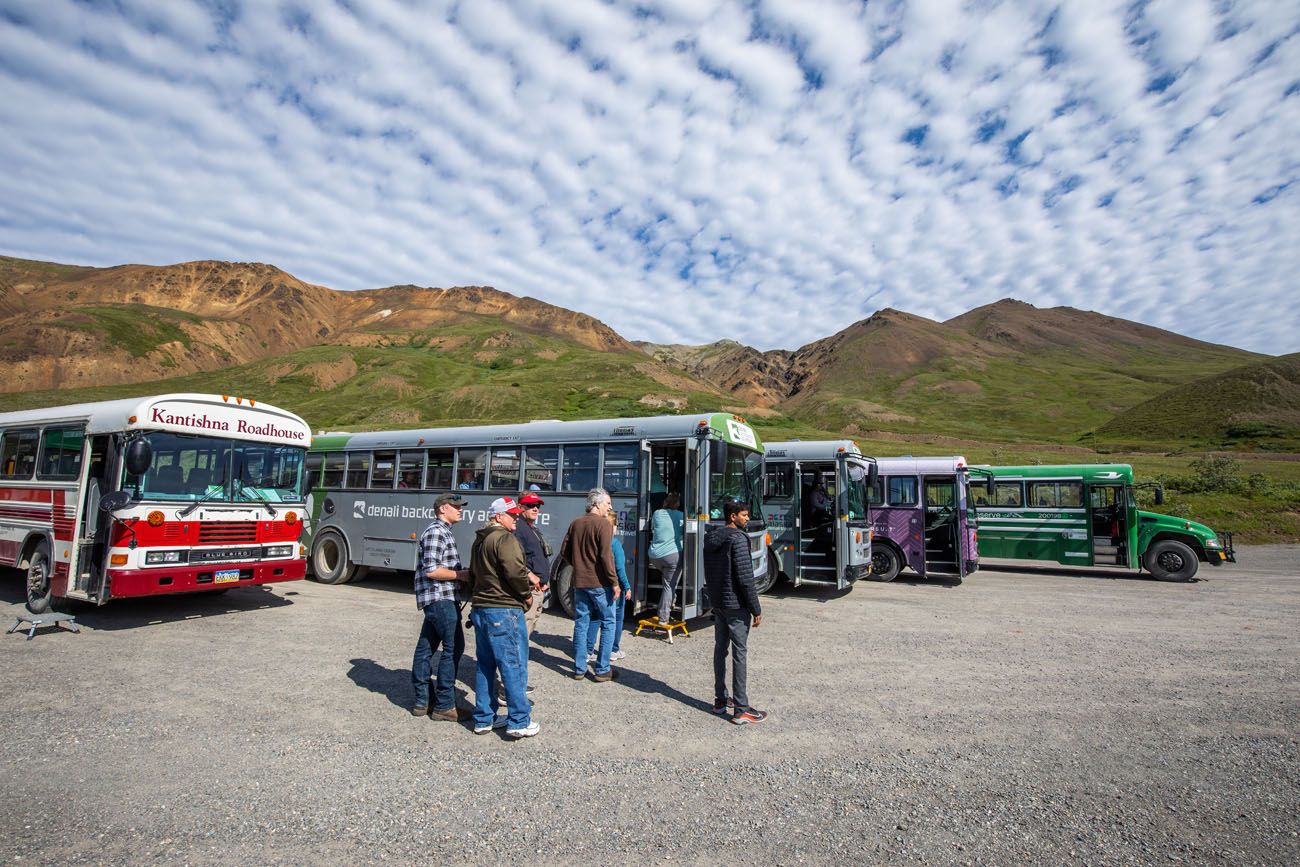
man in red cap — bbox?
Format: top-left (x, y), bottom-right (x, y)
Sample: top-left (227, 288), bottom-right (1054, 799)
top-left (513, 490), bottom-right (551, 636)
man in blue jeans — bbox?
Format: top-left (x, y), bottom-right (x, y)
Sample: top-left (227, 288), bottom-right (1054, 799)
top-left (411, 493), bottom-right (471, 721)
top-left (468, 496), bottom-right (538, 737)
top-left (561, 488), bottom-right (621, 682)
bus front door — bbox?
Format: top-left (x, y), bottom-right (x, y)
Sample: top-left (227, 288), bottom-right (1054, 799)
top-left (1088, 484), bottom-right (1127, 567)
top-left (795, 464), bottom-right (837, 587)
top-left (646, 442), bottom-right (688, 615)
top-left (835, 458), bottom-right (871, 588)
top-left (922, 476), bottom-right (961, 577)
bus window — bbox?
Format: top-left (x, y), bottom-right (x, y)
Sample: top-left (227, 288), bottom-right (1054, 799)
top-left (561, 444), bottom-right (599, 492)
top-left (322, 452), bottom-right (345, 487)
top-left (1058, 482), bottom-right (1083, 508)
top-left (456, 448), bottom-right (485, 489)
top-left (845, 464), bottom-right (869, 519)
top-left (925, 480), bottom-right (955, 508)
top-left (305, 453), bottom-right (323, 490)
top-left (1028, 482), bottom-right (1061, 508)
top-left (994, 482), bottom-right (1023, 507)
top-left (866, 476), bottom-right (884, 506)
top-left (522, 446), bottom-right (557, 491)
top-left (602, 444), bottom-right (639, 494)
top-left (371, 450), bottom-right (396, 489)
top-left (970, 479), bottom-right (991, 506)
top-left (887, 476), bottom-right (918, 507)
top-left (38, 426), bottom-right (85, 479)
top-left (345, 452), bottom-right (371, 488)
top-left (489, 448), bottom-right (520, 490)
top-left (764, 465), bottom-right (794, 500)
top-left (397, 450), bottom-right (423, 488)
top-left (426, 449), bottom-right (453, 489)
top-left (0, 429), bottom-right (38, 479)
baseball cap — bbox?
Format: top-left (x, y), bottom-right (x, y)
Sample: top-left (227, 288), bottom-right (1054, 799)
top-left (518, 492), bottom-right (545, 507)
top-left (434, 493), bottom-right (468, 510)
top-left (489, 496), bottom-right (524, 517)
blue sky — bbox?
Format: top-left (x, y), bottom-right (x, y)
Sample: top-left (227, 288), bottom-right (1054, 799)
top-left (1, 0), bottom-right (1297, 354)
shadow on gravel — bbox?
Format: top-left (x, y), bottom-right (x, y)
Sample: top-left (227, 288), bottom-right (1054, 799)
top-left (348, 658), bottom-right (410, 709)
top-left (613, 665), bottom-right (715, 715)
top-left (341, 569), bottom-right (412, 594)
top-left (763, 583), bottom-right (855, 602)
top-left (987, 564), bottom-right (1192, 583)
top-left (1, 583), bottom-right (294, 631)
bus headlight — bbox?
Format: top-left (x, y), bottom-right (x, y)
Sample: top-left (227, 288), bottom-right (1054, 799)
top-left (145, 550), bottom-right (185, 564)
top-left (264, 545), bottom-right (295, 558)
top-left (1205, 537), bottom-right (1221, 548)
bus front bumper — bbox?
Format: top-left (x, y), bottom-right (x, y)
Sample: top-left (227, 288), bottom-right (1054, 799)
top-left (1207, 531), bottom-right (1236, 564)
top-left (106, 559), bottom-right (307, 599)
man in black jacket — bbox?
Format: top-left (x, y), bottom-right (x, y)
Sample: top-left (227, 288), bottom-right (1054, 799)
top-left (703, 499), bottom-right (766, 724)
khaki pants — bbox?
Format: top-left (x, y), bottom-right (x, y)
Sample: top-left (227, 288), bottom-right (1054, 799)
top-left (525, 589), bottom-right (545, 636)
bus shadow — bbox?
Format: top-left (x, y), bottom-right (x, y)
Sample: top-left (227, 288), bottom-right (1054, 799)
top-left (892, 573), bottom-right (965, 589)
top-left (0, 576), bottom-right (295, 631)
top-left (763, 583), bottom-right (855, 602)
top-left (345, 569), bottom-right (413, 594)
top-left (984, 563), bottom-right (1186, 583)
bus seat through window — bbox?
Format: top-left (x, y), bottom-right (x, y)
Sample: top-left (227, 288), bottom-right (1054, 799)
top-left (188, 467), bottom-right (212, 489)
top-left (155, 464), bottom-right (185, 493)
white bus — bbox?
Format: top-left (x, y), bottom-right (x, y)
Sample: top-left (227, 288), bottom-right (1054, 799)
top-left (0, 393), bottom-right (311, 612)
top-left (761, 441), bottom-right (876, 591)
top-left (304, 413), bottom-right (768, 621)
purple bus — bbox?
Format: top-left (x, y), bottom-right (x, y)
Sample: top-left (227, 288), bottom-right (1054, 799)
top-left (866, 456), bottom-right (979, 583)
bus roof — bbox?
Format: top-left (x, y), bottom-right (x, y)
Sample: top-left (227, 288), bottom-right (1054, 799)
top-left (875, 456), bottom-right (969, 475)
top-left (979, 464), bottom-right (1135, 483)
top-left (313, 412), bottom-right (763, 452)
top-left (0, 393), bottom-right (310, 446)
top-left (764, 440), bottom-right (862, 461)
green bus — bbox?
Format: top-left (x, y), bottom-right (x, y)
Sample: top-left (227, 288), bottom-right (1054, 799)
top-left (972, 464), bottom-right (1234, 582)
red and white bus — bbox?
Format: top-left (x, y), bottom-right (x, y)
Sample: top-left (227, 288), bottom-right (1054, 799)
top-left (0, 393), bottom-right (311, 612)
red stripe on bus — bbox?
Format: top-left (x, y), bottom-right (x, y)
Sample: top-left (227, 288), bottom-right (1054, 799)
top-left (106, 560), bottom-right (306, 598)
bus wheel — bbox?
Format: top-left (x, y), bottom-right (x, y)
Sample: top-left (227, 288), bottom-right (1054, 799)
top-left (552, 563), bottom-right (575, 618)
top-left (1144, 540), bottom-right (1199, 582)
top-left (311, 531), bottom-right (357, 585)
top-left (25, 541), bottom-right (53, 614)
top-left (754, 550), bottom-right (782, 594)
top-left (869, 546), bottom-right (902, 582)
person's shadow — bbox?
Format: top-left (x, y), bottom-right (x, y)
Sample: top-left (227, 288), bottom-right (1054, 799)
top-left (529, 630), bottom-right (714, 716)
top-left (347, 656), bottom-right (478, 712)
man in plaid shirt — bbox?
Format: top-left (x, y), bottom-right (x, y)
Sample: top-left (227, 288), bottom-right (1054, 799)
top-left (411, 492), bottom-right (470, 721)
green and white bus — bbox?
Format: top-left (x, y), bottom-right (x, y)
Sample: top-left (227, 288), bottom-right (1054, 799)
top-left (303, 413), bottom-right (768, 620)
top-left (973, 464), bottom-right (1235, 582)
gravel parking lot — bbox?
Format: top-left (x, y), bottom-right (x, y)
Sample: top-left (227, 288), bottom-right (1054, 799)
top-left (2, 546), bottom-right (1298, 865)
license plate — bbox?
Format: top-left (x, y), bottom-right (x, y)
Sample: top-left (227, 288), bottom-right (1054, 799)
top-left (214, 569), bottom-right (241, 584)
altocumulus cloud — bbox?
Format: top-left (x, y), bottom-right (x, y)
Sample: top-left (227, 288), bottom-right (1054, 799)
top-left (0, 0), bottom-right (1297, 354)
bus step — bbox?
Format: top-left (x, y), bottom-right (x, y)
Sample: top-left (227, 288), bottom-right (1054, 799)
top-left (1093, 544), bottom-right (1119, 556)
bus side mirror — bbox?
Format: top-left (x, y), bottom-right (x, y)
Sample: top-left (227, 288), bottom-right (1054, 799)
top-left (1154, 487), bottom-right (1165, 506)
top-left (125, 438), bottom-right (153, 476)
top-left (100, 490), bottom-right (131, 512)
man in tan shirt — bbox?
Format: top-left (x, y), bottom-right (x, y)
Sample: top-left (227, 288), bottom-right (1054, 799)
top-left (561, 488), bottom-right (621, 681)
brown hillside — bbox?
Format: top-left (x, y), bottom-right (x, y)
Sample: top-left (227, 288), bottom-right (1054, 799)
top-left (636, 340), bottom-right (795, 406)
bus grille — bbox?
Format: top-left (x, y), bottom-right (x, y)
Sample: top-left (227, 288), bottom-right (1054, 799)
top-left (198, 522), bottom-right (258, 544)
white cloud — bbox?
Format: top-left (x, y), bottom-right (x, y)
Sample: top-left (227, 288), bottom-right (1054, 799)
top-left (0, 0), bottom-right (1297, 356)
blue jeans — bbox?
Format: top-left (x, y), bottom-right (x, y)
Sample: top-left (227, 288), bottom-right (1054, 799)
top-left (585, 587), bottom-right (628, 656)
top-left (471, 607), bottom-right (530, 730)
top-left (573, 586), bottom-right (615, 675)
top-left (411, 599), bottom-right (464, 712)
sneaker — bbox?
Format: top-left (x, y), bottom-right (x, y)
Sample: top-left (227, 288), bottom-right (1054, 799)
top-left (506, 721), bottom-right (540, 738)
top-left (586, 652), bottom-right (596, 663)
top-left (711, 699), bottom-right (731, 715)
top-left (428, 707), bottom-right (460, 722)
top-left (732, 708), bottom-right (768, 725)
top-left (472, 716), bottom-right (509, 734)
top-left (610, 650), bottom-right (626, 661)
top-left (410, 705), bottom-right (429, 717)
top-left (592, 669), bottom-right (619, 683)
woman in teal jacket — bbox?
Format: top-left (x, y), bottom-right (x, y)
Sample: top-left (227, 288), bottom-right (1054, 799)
top-left (649, 493), bottom-right (685, 623)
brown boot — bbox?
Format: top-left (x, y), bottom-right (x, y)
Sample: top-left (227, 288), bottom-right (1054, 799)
top-left (428, 707), bottom-right (460, 722)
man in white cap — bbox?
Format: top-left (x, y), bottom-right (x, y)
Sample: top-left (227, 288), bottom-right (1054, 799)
top-left (467, 496), bottom-right (538, 737)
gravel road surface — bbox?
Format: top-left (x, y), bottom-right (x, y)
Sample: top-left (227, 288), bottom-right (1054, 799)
top-left (2, 546), bottom-right (1297, 865)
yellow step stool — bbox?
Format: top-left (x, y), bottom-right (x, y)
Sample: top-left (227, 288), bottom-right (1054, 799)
top-left (635, 615), bottom-right (689, 643)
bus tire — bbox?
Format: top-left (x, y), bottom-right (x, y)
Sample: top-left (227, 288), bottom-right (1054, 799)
top-left (311, 531), bottom-right (357, 585)
top-left (754, 550), bottom-right (781, 594)
top-left (347, 565), bottom-right (371, 584)
top-left (1144, 539), bottom-right (1199, 582)
top-left (868, 544), bottom-right (902, 582)
top-left (25, 540), bottom-right (53, 614)
top-left (552, 562), bottom-right (575, 618)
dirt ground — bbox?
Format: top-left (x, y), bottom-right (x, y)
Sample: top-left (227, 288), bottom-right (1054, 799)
top-left (1, 546), bottom-right (1297, 865)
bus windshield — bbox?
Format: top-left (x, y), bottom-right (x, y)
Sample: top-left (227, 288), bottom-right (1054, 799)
top-left (124, 432), bottom-right (306, 502)
top-left (709, 443), bottom-right (763, 518)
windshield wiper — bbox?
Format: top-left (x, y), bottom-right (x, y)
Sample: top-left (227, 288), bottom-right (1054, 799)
top-left (236, 482), bottom-right (278, 516)
top-left (178, 483), bottom-right (227, 519)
